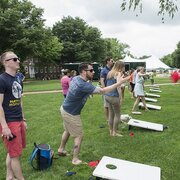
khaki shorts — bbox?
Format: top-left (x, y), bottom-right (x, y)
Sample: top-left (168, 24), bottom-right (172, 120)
top-left (60, 106), bottom-right (83, 137)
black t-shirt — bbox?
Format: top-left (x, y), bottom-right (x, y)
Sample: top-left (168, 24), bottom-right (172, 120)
top-left (0, 72), bottom-right (23, 122)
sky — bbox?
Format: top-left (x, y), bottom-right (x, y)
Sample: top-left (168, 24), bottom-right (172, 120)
top-left (29, 0), bottom-right (180, 59)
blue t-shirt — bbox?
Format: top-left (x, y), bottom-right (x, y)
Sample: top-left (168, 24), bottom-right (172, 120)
top-left (106, 78), bottom-right (119, 97)
top-left (100, 66), bottom-right (111, 87)
top-left (63, 76), bottom-right (96, 115)
top-left (0, 73), bottom-right (23, 122)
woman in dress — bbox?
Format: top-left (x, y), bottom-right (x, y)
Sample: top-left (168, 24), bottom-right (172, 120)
top-left (131, 66), bottom-right (149, 112)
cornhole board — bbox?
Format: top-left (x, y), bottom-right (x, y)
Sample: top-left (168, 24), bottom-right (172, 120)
top-left (149, 89), bottom-right (162, 93)
top-left (150, 87), bottom-right (161, 90)
top-left (145, 97), bottom-right (158, 102)
top-left (128, 119), bottom-right (164, 131)
top-left (139, 102), bottom-right (161, 110)
top-left (145, 93), bottom-right (160, 98)
top-left (93, 156), bottom-right (161, 180)
top-left (132, 111), bottom-right (142, 115)
top-left (150, 84), bottom-right (160, 88)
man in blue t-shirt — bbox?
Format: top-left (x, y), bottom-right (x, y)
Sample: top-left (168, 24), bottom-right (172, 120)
top-left (100, 57), bottom-right (114, 122)
top-left (58, 63), bottom-right (129, 165)
top-left (0, 51), bottom-right (27, 180)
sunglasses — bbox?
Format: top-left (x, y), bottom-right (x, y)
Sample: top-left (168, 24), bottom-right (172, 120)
top-left (85, 69), bottom-right (94, 73)
top-left (5, 58), bottom-right (19, 62)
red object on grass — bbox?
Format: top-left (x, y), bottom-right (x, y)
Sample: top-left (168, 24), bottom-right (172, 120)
top-left (129, 132), bottom-right (134, 137)
top-left (171, 71), bottom-right (180, 83)
top-left (88, 160), bottom-right (100, 167)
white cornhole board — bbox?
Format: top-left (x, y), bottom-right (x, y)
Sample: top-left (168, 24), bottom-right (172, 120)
top-left (145, 93), bottom-right (160, 98)
top-left (145, 97), bottom-right (158, 102)
top-left (139, 102), bottom-right (161, 110)
top-left (149, 89), bottom-right (162, 93)
top-left (128, 119), bottom-right (164, 131)
top-left (150, 84), bottom-right (160, 88)
top-left (150, 87), bottom-right (160, 90)
top-left (93, 156), bottom-right (161, 180)
top-left (131, 111), bottom-right (142, 115)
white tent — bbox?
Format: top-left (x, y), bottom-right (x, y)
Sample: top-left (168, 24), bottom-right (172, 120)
top-left (123, 56), bottom-right (145, 63)
top-left (123, 56), bottom-right (170, 71)
top-left (145, 56), bottom-right (170, 70)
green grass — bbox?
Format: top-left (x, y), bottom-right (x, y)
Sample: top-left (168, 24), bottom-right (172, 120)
top-left (23, 79), bottom-right (61, 92)
top-left (23, 75), bottom-right (172, 92)
top-left (0, 77), bottom-right (180, 180)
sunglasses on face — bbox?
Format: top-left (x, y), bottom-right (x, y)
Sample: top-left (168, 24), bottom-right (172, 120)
top-left (5, 58), bottom-right (19, 62)
top-left (85, 69), bottom-right (94, 73)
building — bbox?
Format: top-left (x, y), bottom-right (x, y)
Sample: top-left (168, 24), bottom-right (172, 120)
top-left (23, 58), bottom-right (62, 79)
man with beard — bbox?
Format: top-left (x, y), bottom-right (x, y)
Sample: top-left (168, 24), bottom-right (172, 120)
top-left (58, 63), bottom-right (129, 165)
top-left (100, 57), bottom-right (114, 122)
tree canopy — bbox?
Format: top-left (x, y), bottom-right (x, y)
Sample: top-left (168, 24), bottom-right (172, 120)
top-left (52, 16), bottom-right (107, 63)
top-left (104, 38), bottom-right (129, 60)
top-left (161, 42), bottom-right (180, 68)
top-left (52, 16), bottom-right (130, 64)
top-left (0, 0), bottom-right (63, 63)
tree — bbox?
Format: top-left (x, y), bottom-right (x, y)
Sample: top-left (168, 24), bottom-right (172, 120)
top-left (171, 42), bottom-right (180, 68)
top-left (161, 54), bottom-right (173, 67)
top-left (0, 0), bottom-right (63, 63)
top-left (52, 16), bottom-right (106, 63)
top-left (161, 42), bottom-right (180, 68)
top-left (104, 38), bottom-right (129, 60)
top-left (120, 0), bottom-right (178, 20)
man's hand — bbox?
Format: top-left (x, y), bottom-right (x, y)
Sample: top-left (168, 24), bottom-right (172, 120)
top-left (117, 73), bottom-right (130, 84)
top-left (2, 126), bottom-right (13, 140)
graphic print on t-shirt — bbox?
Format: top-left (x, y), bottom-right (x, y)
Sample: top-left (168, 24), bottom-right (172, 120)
top-left (12, 81), bottom-right (22, 98)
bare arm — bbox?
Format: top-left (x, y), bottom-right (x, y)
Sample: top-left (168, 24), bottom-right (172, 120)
top-left (21, 98), bottom-right (27, 129)
top-left (138, 72), bottom-right (149, 77)
top-left (94, 75), bottom-right (130, 94)
top-left (0, 94), bottom-right (13, 139)
top-left (100, 77), bottom-right (105, 88)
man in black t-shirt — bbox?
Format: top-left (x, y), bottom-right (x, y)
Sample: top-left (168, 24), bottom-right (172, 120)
top-left (0, 51), bottom-right (27, 180)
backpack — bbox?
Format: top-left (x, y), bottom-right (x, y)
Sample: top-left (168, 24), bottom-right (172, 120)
top-left (30, 143), bottom-right (53, 170)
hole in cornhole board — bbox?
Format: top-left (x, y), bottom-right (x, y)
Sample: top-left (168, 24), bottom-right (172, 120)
top-left (145, 93), bottom-right (160, 98)
top-left (149, 89), bottom-right (162, 93)
top-left (106, 164), bottom-right (117, 170)
top-left (139, 102), bottom-right (161, 110)
top-left (145, 97), bottom-right (158, 102)
top-left (128, 118), bottom-right (164, 131)
top-left (93, 156), bottom-right (161, 180)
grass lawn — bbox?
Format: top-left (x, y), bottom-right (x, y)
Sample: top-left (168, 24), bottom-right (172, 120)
top-left (0, 76), bottom-right (180, 180)
top-left (23, 75), bottom-right (173, 92)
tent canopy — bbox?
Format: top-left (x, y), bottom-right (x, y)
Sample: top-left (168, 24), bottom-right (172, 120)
top-left (123, 56), bottom-right (170, 70)
top-left (145, 56), bottom-right (170, 70)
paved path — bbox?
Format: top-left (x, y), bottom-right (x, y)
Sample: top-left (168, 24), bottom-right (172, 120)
top-left (23, 82), bottom-right (180, 95)
top-left (145, 82), bottom-right (180, 86)
top-left (23, 90), bottom-right (62, 95)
